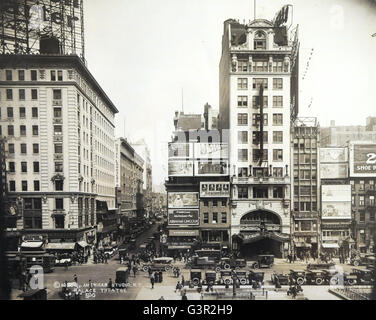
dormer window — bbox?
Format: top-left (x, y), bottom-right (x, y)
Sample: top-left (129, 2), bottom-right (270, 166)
top-left (254, 31), bottom-right (266, 50)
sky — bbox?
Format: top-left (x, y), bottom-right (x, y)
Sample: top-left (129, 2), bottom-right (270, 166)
top-left (84, 0), bottom-right (376, 185)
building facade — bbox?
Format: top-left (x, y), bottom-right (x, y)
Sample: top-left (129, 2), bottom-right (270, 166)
top-left (0, 54), bottom-right (118, 247)
top-left (218, 18), bottom-right (299, 258)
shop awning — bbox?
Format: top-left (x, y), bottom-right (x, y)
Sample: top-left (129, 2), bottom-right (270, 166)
top-left (169, 230), bottom-right (199, 237)
top-left (77, 241), bottom-right (89, 248)
top-left (21, 241), bottom-right (43, 249)
top-left (295, 243), bottom-right (312, 248)
top-left (322, 243), bottom-right (339, 249)
top-left (45, 243), bottom-right (76, 250)
top-left (168, 245), bottom-right (191, 249)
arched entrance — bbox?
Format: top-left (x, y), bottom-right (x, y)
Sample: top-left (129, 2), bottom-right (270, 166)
top-left (234, 209), bottom-right (287, 259)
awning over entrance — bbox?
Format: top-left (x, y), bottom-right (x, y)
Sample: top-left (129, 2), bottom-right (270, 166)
top-left (77, 241), bottom-right (89, 248)
top-left (45, 243), bottom-right (76, 250)
top-left (237, 232), bottom-right (290, 244)
top-left (21, 241), bottom-right (43, 249)
top-left (322, 243), bottom-right (339, 249)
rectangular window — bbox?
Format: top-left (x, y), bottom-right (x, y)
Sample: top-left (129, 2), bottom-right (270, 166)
top-left (33, 162), bottom-right (40, 173)
top-left (31, 89), bottom-right (38, 100)
top-left (31, 70), bottom-right (37, 81)
top-left (370, 212), bottom-right (375, 222)
top-left (21, 143), bottom-right (27, 154)
top-left (359, 181), bottom-right (364, 191)
top-left (34, 180), bottom-right (40, 191)
top-left (7, 107), bottom-right (13, 118)
top-left (221, 213), bottom-right (227, 224)
top-left (273, 96), bottom-right (283, 107)
top-left (53, 89), bottom-right (62, 100)
top-left (252, 78), bottom-right (268, 90)
top-left (56, 198), bottom-right (64, 210)
top-left (273, 113), bottom-right (283, 125)
top-left (57, 70), bottom-right (63, 81)
top-left (359, 196), bottom-right (365, 206)
top-left (252, 131), bottom-right (268, 144)
top-left (238, 149), bottom-right (248, 161)
top-left (360, 211), bottom-right (365, 222)
top-left (19, 89), bottom-right (25, 100)
top-left (273, 186), bottom-right (283, 198)
top-left (252, 114), bottom-right (268, 126)
top-left (54, 108), bottom-right (62, 118)
top-left (22, 181), bottom-right (28, 191)
top-left (20, 125), bottom-right (26, 136)
top-left (54, 125), bottom-right (62, 135)
top-left (51, 70), bottom-right (56, 81)
top-left (253, 149), bottom-right (268, 161)
top-left (221, 200), bottom-right (227, 206)
top-left (6, 89), bottom-right (13, 100)
top-left (238, 131), bottom-right (248, 144)
top-left (273, 149), bottom-right (283, 161)
top-left (55, 162), bottom-right (63, 172)
top-left (32, 125), bottom-right (39, 136)
top-left (32, 107), bottom-right (38, 118)
top-left (33, 143), bottom-right (39, 154)
top-left (203, 213), bottom-right (209, 224)
top-left (8, 125), bottom-right (14, 136)
top-left (253, 60), bottom-right (268, 72)
top-left (20, 107), bottom-right (26, 118)
top-left (21, 162), bottom-right (27, 173)
top-left (370, 195), bottom-right (375, 206)
top-left (212, 212), bottom-right (218, 224)
top-left (273, 60), bottom-right (283, 72)
top-left (273, 131), bottom-right (283, 143)
top-left (55, 216), bottom-right (65, 229)
top-left (8, 162), bottom-right (15, 173)
top-left (237, 113), bottom-right (248, 125)
top-left (55, 180), bottom-right (64, 191)
top-left (54, 144), bottom-right (63, 154)
top-left (6, 70), bottom-right (12, 81)
top-left (9, 181), bottom-right (16, 191)
top-left (237, 60), bottom-right (248, 72)
top-left (273, 167), bottom-right (283, 177)
top-left (8, 144), bottom-right (14, 153)
top-left (237, 96), bottom-right (248, 107)
top-left (237, 78), bottom-right (248, 90)
top-left (18, 70), bottom-right (25, 81)
top-left (252, 96), bottom-right (268, 108)
top-left (238, 186), bottom-right (248, 199)
top-left (273, 78), bottom-right (283, 90)
top-left (213, 200), bottom-right (218, 207)
top-left (238, 167), bottom-right (248, 177)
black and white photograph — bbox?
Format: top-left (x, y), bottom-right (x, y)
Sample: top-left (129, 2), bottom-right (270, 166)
top-left (0, 0), bottom-right (376, 306)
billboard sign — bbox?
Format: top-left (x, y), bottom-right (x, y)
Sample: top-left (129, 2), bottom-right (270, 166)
top-left (168, 192), bottom-right (199, 208)
top-left (350, 144), bottom-right (376, 177)
top-left (320, 147), bottom-right (348, 163)
top-left (168, 143), bottom-right (192, 158)
top-left (168, 160), bottom-right (194, 176)
top-left (168, 209), bottom-right (199, 226)
top-left (321, 185), bottom-right (351, 219)
top-left (194, 143), bottom-right (228, 159)
top-left (200, 182), bottom-right (230, 198)
top-left (195, 160), bottom-right (229, 176)
top-left (320, 163), bottom-right (348, 179)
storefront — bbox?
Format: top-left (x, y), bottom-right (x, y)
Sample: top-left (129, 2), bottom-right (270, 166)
top-left (164, 229), bottom-right (199, 255)
top-left (200, 229), bottom-right (229, 244)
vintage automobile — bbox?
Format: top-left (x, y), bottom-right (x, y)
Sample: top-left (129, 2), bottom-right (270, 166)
top-left (115, 267), bottom-right (129, 288)
top-left (218, 257), bottom-right (247, 270)
top-left (251, 255), bottom-right (274, 269)
top-left (19, 288), bottom-right (47, 300)
top-left (203, 271), bottom-right (217, 285)
top-left (321, 269), bottom-right (342, 285)
top-left (271, 272), bottom-right (289, 285)
top-left (219, 270), bottom-right (233, 285)
top-left (343, 273), bottom-right (358, 286)
top-left (248, 270), bottom-right (265, 284)
top-left (235, 271), bottom-right (248, 285)
top-left (290, 270), bottom-right (306, 285)
top-left (350, 253), bottom-right (375, 267)
top-left (186, 256), bottom-right (221, 271)
top-left (305, 270), bottom-right (327, 285)
top-left (190, 271), bottom-right (202, 286)
top-left (142, 257), bottom-right (174, 272)
top-left (55, 254), bottom-right (72, 267)
top-left (104, 246), bottom-right (116, 259)
top-left (351, 268), bottom-right (374, 285)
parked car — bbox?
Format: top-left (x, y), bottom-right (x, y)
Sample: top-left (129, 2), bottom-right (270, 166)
top-left (350, 268), bottom-right (374, 285)
top-left (218, 257), bottom-right (247, 270)
top-left (271, 272), bottom-right (289, 285)
top-left (203, 271), bottom-right (217, 285)
top-left (305, 270), bottom-right (327, 285)
top-left (289, 270), bottom-right (306, 285)
top-left (186, 256), bottom-right (220, 271)
top-left (351, 254), bottom-right (376, 267)
top-left (55, 256), bottom-right (72, 267)
top-left (115, 267), bottom-right (129, 288)
top-left (142, 257), bottom-right (174, 272)
top-left (235, 270), bottom-right (248, 285)
top-left (219, 270), bottom-right (233, 285)
top-left (251, 255), bottom-right (274, 269)
top-left (248, 270), bottom-right (264, 284)
top-left (190, 271), bottom-right (202, 286)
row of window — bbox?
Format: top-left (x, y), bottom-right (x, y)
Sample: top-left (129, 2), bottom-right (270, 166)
top-left (238, 167), bottom-right (284, 178)
top-left (4, 69), bottom-right (63, 82)
top-left (238, 95), bottom-right (283, 107)
top-left (237, 186), bottom-right (284, 199)
top-left (350, 180), bottom-right (375, 191)
top-left (357, 211), bottom-right (375, 222)
top-left (294, 202), bottom-right (318, 212)
top-left (238, 131), bottom-right (283, 144)
top-left (237, 113), bottom-right (283, 126)
top-left (238, 149), bottom-right (284, 162)
top-left (352, 195), bottom-right (375, 207)
top-left (1, 88), bottom-right (38, 101)
top-left (203, 212), bottom-right (227, 224)
top-left (0, 107), bottom-right (39, 119)
top-left (202, 200), bottom-right (228, 207)
top-left (8, 179), bottom-right (64, 192)
top-left (4, 125), bottom-right (39, 136)
top-left (237, 61), bottom-right (286, 73)
top-left (237, 78), bottom-right (271, 90)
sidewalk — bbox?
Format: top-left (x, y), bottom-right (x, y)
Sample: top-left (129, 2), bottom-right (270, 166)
top-left (136, 285), bottom-right (201, 300)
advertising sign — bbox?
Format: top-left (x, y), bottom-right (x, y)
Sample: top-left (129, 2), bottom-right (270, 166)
top-left (320, 147), bottom-right (348, 163)
top-left (168, 209), bottom-right (199, 226)
top-left (168, 192), bottom-right (199, 208)
top-left (321, 185), bottom-right (351, 220)
top-left (168, 143), bottom-right (192, 158)
top-left (320, 163), bottom-right (348, 179)
top-left (200, 182), bottom-right (230, 198)
top-left (350, 144), bottom-right (376, 177)
top-left (194, 143), bottom-right (228, 159)
top-left (168, 160), bottom-right (194, 176)
top-left (195, 160), bottom-right (229, 176)
top-left (169, 230), bottom-right (199, 237)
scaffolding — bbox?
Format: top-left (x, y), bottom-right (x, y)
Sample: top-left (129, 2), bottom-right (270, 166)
top-left (0, 0), bottom-right (85, 62)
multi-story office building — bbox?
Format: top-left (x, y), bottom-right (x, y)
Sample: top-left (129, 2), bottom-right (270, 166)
top-left (291, 118), bottom-right (320, 258)
top-left (0, 55), bottom-right (118, 246)
top-left (218, 17), bottom-right (299, 258)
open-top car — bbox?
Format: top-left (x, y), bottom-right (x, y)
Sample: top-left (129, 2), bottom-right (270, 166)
top-left (251, 255), bottom-right (274, 269)
top-left (142, 257), bottom-right (174, 272)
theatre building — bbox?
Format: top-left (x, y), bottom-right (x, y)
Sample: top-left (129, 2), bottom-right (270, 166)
top-left (218, 13), bottom-right (299, 258)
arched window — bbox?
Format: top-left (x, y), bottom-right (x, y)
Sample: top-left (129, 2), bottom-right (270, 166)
top-left (254, 30), bottom-right (266, 50)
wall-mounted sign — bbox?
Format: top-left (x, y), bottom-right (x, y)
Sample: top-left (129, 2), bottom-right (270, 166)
top-left (194, 143), bottom-right (228, 159)
top-left (168, 209), bottom-right (199, 226)
top-left (200, 182), bottom-right (230, 198)
top-left (168, 143), bottom-right (192, 158)
top-left (320, 147), bottom-right (348, 163)
top-left (321, 202), bottom-right (351, 220)
top-left (168, 192), bottom-right (199, 208)
top-left (320, 163), bottom-right (348, 179)
top-left (350, 144), bottom-right (376, 177)
top-left (168, 160), bottom-right (194, 176)
top-left (321, 185), bottom-right (351, 220)
top-left (169, 229), bottom-right (199, 237)
top-left (195, 160), bottom-right (229, 176)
